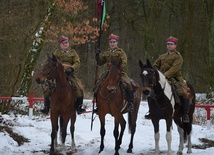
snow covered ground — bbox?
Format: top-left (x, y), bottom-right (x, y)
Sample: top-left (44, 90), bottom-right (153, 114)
top-left (1, 100), bottom-right (214, 155)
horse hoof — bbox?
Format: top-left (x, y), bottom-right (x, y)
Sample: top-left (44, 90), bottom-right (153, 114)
top-left (114, 152), bottom-right (120, 155)
top-left (127, 148), bottom-right (132, 153)
top-left (177, 151), bottom-right (182, 155)
top-left (49, 150), bottom-right (54, 155)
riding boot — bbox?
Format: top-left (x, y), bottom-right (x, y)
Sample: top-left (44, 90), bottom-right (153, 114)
top-left (76, 97), bottom-right (86, 115)
top-left (40, 97), bottom-right (50, 115)
top-left (182, 99), bottom-right (190, 123)
top-left (126, 91), bottom-right (134, 112)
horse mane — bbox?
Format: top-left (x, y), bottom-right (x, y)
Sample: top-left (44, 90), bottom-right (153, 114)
top-left (142, 59), bottom-right (173, 103)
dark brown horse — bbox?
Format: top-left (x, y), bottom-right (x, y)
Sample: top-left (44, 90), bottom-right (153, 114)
top-left (36, 54), bottom-right (76, 155)
top-left (96, 59), bottom-right (142, 155)
top-left (139, 59), bottom-right (195, 155)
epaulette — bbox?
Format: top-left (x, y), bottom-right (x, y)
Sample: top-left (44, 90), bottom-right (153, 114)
top-left (117, 48), bottom-right (123, 51)
top-left (70, 49), bottom-right (76, 53)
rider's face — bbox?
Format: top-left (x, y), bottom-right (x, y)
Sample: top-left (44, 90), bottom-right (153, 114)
top-left (109, 40), bottom-right (118, 49)
top-left (60, 41), bottom-right (70, 51)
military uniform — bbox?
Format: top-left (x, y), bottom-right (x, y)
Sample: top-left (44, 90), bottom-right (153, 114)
top-left (41, 36), bottom-right (85, 115)
top-left (94, 47), bottom-right (134, 112)
top-left (53, 49), bottom-right (84, 98)
top-left (96, 47), bottom-right (133, 91)
top-left (145, 36), bottom-right (190, 123)
top-left (153, 49), bottom-right (186, 86)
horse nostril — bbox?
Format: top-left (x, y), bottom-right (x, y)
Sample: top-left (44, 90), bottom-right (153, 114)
top-left (35, 78), bottom-right (41, 84)
top-left (108, 89), bottom-right (113, 93)
top-left (107, 89), bottom-right (116, 94)
top-left (143, 90), bottom-right (150, 96)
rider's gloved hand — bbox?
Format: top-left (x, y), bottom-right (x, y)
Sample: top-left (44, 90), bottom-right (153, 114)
top-left (65, 67), bottom-right (74, 76)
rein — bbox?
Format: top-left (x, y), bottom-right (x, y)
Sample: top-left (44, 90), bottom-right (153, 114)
top-left (99, 84), bottom-right (119, 99)
top-left (151, 80), bottom-right (172, 110)
top-left (41, 60), bottom-right (70, 91)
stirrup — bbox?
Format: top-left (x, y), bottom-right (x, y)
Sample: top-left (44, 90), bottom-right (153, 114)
top-left (93, 108), bottom-right (98, 113)
top-left (77, 107), bottom-right (86, 115)
top-left (144, 113), bottom-right (151, 119)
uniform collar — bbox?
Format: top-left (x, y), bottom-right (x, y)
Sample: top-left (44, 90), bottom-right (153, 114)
top-left (167, 49), bottom-right (176, 55)
top-left (109, 47), bottom-right (118, 52)
top-left (61, 49), bottom-right (69, 53)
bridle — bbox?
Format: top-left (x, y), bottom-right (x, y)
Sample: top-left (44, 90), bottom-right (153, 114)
top-left (141, 68), bottom-right (157, 88)
top-left (41, 60), bottom-right (58, 80)
top-left (99, 64), bottom-right (121, 99)
top-left (143, 68), bottom-right (172, 110)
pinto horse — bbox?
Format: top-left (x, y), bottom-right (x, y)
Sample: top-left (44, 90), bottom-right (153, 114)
top-left (96, 59), bottom-right (142, 155)
top-left (36, 54), bottom-right (76, 155)
top-left (139, 59), bottom-right (195, 155)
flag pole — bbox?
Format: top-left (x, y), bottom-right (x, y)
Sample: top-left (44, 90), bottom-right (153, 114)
top-left (91, 0), bottom-right (106, 131)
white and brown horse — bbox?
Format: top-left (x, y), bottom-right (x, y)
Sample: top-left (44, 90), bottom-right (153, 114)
top-left (139, 59), bottom-right (195, 155)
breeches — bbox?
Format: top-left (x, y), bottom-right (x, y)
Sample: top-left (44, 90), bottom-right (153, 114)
top-left (69, 76), bottom-right (84, 98)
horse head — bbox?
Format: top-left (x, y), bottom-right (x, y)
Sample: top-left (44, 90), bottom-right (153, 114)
top-left (139, 59), bottom-right (159, 96)
top-left (36, 53), bottom-right (61, 84)
top-left (106, 59), bottom-right (122, 94)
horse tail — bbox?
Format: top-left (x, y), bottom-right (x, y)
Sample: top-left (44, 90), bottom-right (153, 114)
top-left (187, 82), bottom-right (196, 105)
top-left (128, 112), bottom-right (132, 133)
top-left (183, 122), bottom-right (193, 143)
top-left (184, 82), bottom-right (195, 143)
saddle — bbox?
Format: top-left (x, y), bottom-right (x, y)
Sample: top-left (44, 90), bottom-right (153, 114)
top-left (180, 85), bottom-right (193, 100)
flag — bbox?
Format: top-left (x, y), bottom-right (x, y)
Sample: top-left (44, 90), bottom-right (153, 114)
top-left (98, 0), bottom-right (106, 29)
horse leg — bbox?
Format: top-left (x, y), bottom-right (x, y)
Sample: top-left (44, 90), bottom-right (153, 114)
top-left (118, 115), bottom-right (126, 146)
top-left (185, 122), bottom-right (193, 154)
top-left (127, 111), bottom-right (137, 153)
top-left (186, 132), bottom-right (192, 154)
top-left (70, 113), bottom-right (76, 151)
top-left (174, 119), bottom-right (184, 155)
top-left (114, 115), bottom-right (126, 155)
top-left (98, 113), bottom-right (106, 153)
top-left (165, 118), bottom-right (172, 155)
top-left (59, 116), bottom-right (63, 142)
top-left (55, 120), bottom-right (59, 148)
top-left (50, 115), bottom-right (58, 155)
top-left (60, 116), bottom-right (70, 155)
top-left (152, 119), bottom-right (160, 155)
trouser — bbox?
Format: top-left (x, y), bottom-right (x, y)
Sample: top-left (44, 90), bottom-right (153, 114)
top-left (67, 75), bottom-right (84, 98)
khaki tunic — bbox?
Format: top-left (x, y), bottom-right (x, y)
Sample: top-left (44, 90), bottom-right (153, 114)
top-left (53, 49), bottom-right (83, 98)
top-left (53, 49), bottom-right (80, 71)
top-left (153, 49), bottom-right (186, 86)
top-left (96, 47), bottom-right (132, 91)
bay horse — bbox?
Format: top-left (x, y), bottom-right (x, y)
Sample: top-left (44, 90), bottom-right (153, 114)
top-left (139, 59), bottom-right (195, 155)
top-left (96, 59), bottom-right (142, 155)
top-left (36, 54), bottom-right (76, 155)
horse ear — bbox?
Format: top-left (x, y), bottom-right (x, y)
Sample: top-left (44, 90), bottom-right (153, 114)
top-left (47, 53), bottom-right (51, 59)
top-left (52, 53), bottom-right (58, 62)
top-left (139, 60), bottom-right (143, 68)
top-left (146, 59), bottom-right (152, 68)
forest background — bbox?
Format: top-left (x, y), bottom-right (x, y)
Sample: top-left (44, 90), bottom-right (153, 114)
top-left (0, 0), bottom-right (214, 99)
